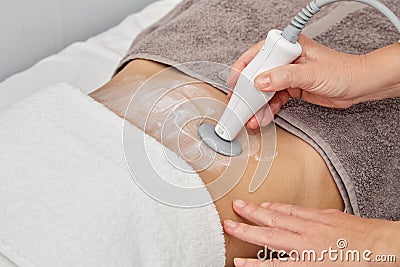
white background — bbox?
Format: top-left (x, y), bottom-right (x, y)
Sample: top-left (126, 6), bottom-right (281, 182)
top-left (0, 0), bottom-right (157, 82)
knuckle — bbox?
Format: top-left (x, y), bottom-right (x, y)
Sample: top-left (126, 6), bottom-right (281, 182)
top-left (279, 67), bottom-right (295, 88)
top-left (287, 67), bottom-right (300, 89)
top-left (269, 216), bottom-right (281, 227)
top-left (287, 205), bottom-right (301, 216)
top-left (286, 207), bottom-right (296, 216)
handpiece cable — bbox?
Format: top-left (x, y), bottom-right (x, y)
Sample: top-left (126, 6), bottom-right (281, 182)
top-left (282, 0), bottom-right (400, 43)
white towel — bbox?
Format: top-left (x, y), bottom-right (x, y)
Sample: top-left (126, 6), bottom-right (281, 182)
top-left (0, 83), bottom-right (225, 267)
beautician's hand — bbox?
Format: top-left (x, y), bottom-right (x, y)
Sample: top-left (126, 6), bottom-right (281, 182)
top-left (224, 200), bottom-right (400, 266)
top-left (227, 35), bottom-right (400, 129)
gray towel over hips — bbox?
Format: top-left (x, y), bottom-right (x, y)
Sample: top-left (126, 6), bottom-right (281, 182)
top-left (116, 0), bottom-right (400, 220)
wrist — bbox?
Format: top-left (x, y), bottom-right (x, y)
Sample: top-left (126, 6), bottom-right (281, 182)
top-left (353, 44), bottom-right (400, 103)
top-left (393, 221), bottom-right (400, 267)
top-left (346, 54), bottom-right (369, 101)
top-left (388, 221), bottom-right (400, 267)
top-left (372, 220), bottom-right (400, 266)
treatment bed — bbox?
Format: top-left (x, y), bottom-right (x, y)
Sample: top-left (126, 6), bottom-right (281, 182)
top-left (0, 1), bottom-right (225, 266)
top-left (0, 0), bottom-right (182, 111)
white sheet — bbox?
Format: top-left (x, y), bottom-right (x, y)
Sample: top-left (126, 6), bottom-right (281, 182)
top-left (0, 83), bottom-right (225, 267)
top-left (0, 0), bottom-right (182, 112)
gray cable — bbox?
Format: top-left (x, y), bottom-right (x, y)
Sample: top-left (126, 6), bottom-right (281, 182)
top-left (282, 0), bottom-right (400, 43)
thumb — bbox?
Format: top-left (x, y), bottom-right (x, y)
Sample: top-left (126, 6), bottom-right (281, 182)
top-left (254, 64), bottom-right (308, 92)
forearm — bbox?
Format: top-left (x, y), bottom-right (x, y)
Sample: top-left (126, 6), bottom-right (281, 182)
top-left (377, 220), bottom-right (400, 267)
top-left (391, 221), bottom-right (400, 267)
top-left (355, 43), bottom-right (400, 102)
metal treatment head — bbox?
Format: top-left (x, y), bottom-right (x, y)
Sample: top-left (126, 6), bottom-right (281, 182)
top-left (197, 123), bottom-right (242, 157)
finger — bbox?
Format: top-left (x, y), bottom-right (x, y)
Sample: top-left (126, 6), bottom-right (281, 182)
top-left (247, 107), bottom-right (266, 129)
top-left (248, 90), bottom-right (290, 129)
top-left (234, 258), bottom-right (312, 267)
top-left (247, 115), bottom-right (260, 129)
top-left (258, 104), bottom-right (274, 127)
top-left (227, 41), bottom-right (265, 87)
top-left (264, 202), bottom-right (340, 225)
top-left (232, 200), bottom-right (311, 234)
top-left (224, 220), bottom-right (300, 252)
top-left (234, 258), bottom-right (267, 267)
top-left (227, 68), bottom-right (242, 89)
top-left (258, 91), bottom-right (290, 127)
top-left (254, 64), bottom-right (311, 93)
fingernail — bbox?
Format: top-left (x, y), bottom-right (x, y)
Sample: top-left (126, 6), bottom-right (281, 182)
top-left (234, 258), bottom-right (246, 266)
top-left (255, 76), bottom-right (271, 90)
top-left (247, 118), bottom-right (257, 129)
top-left (233, 199), bottom-right (247, 208)
top-left (224, 219), bottom-right (238, 228)
top-left (260, 202), bottom-right (271, 208)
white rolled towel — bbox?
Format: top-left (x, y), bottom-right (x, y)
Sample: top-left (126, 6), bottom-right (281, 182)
top-left (0, 83), bottom-right (225, 267)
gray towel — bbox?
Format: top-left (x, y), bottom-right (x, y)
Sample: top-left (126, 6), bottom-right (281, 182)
top-left (116, 0), bottom-right (400, 220)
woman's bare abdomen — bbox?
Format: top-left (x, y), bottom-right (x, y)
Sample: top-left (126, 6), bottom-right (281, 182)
top-left (90, 59), bottom-right (344, 266)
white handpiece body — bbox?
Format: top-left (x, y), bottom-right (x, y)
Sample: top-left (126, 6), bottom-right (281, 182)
top-left (215, 29), bottom-right (302, 141)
